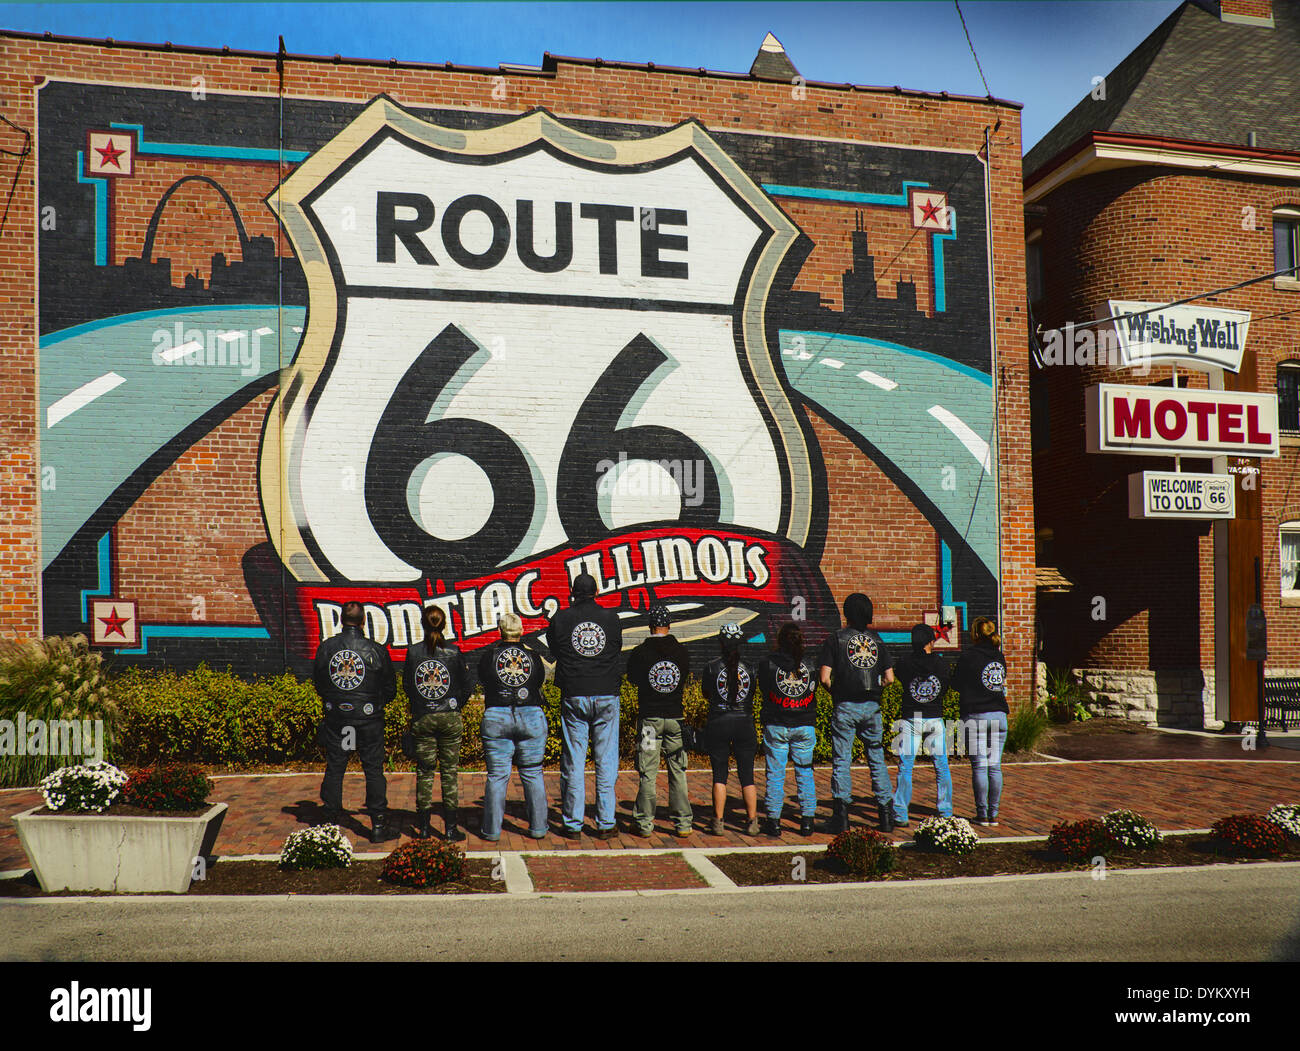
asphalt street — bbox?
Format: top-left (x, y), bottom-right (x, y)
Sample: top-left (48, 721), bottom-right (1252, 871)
top-left (3, 864), bottom-right (1298, 963)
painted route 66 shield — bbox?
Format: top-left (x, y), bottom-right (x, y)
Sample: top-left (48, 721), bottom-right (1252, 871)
top-left (261, 96), bottom-right (826, 649)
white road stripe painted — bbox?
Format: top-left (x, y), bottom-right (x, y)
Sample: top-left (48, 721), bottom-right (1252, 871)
top-left (46, 372), bottom-right (126, 427)
top-left (928, 405), bottom-right (991, 474)
top-left (856, 368), bottom-right (898, 391)
top-left (820, 358), bottom-right (844, 369)
top-left (158, 340), bottom-right (203, 363)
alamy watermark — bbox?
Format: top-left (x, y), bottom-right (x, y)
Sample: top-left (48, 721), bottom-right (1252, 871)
top-left (151, 323), bottom-right (264, 376)
top-left (595, 452), bottom-right (706, 508)
top-left (888, 717), bottom-right (1005, 757)
top-left (0, 713), bottom-right (105, 763)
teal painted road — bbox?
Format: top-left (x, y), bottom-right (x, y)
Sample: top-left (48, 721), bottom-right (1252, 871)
top-left (779, 329), bottom-right (997, 578)
top-left (39, 305), bottom-right (304, 568)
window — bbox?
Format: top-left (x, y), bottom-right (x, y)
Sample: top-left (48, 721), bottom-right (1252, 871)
top-left (1278, 361), bottom-right (1300, 432)
top-left (1276, 208), bottom-right (1300, 278)
top-left (1282, 523), bottom-right (1300, 595)
top-left (1026, 233), bottom-right (1044, 304)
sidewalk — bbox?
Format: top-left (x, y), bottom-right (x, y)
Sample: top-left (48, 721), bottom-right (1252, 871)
top-left (4, 755), bottom-right (1299, 878)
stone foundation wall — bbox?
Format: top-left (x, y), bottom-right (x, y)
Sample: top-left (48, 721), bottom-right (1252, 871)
top-left (1036, 665), bottom-right (1225, 730)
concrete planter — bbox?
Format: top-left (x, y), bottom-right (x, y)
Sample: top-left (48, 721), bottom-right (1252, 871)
top-left (12, 803), bottom-right (227, 894)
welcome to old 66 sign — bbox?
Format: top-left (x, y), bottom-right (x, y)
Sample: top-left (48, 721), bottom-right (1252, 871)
top-left (261, 96), bottom-right (830, 655)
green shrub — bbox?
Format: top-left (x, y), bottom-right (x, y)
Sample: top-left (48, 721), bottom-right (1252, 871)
top-left (0, 634), bottom-right (119, 787)
top-left (827, 827), bottom-right (896, 878)
top-left (381, 839), bottom-right (465, 887)
top-left (1005, 704), bottom-right (1050, 755)
top-left (1047, 818), bottom-right (1111, 862)
top-left (1210, 814), bottom-right (1286, 858)
top-left (280, 825), bottom-right (353, 870)
top-left (122, 763), bottom-right (213, 810)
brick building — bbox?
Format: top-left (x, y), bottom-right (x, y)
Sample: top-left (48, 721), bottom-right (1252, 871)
top-left (1025, 0), bottom-right (1300, 726)
top-left (0, 28), bottom-right (1034, 698)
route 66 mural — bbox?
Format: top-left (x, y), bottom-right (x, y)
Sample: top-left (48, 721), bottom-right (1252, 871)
top-left (37, 82), bottom-right (997, 669)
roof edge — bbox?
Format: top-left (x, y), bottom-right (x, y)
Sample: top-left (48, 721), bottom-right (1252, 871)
top-left (0, 29), bottom-right (1022, 108)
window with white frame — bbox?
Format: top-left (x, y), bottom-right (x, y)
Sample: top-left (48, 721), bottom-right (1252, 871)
top-left (1281, 522), bottom-right (1300, 595)
top-left (1276, 207), bottom-right (1300, 278)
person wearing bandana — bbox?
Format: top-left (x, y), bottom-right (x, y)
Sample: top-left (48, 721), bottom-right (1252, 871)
top-left (403, 605), bottom-right (474, 842)
top-left (313, 600), bottom-right (397, 843)
top-left (546, 571), bottom-right (624, 839)
top-left (477, 612), bottom-right (551, 842)
top-left (702, 622), bottom-right (761, 836)
top-left (625, 604), bottom-right (693, 838)
top-left (759, 622), bottom-right (820, 836)
top-left (891, 623), bottom-right (953, 828)
top-left (818, 593), bottom-right (896, 833)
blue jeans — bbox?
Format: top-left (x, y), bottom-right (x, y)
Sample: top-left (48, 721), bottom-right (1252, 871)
top-left (830, 701), bottom-right (895, 807)
top-left (560, 694), bottom-right (620, 832)
top-left (891, 716), bottom-right (952, 824)
top-left (481, 706), bottom-right (548, 840)
top-left (967, 712), bottom-right (1007, 820)
top-left (764, 723), bottom-right (817, 819)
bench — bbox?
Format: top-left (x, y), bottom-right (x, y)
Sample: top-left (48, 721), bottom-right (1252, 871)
top-left (1263, 677), bottom-right (1300, 732)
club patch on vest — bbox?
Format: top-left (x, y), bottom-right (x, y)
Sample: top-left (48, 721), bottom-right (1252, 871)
top-left (571, 621), bottom-right (606, 657)
top-left (715, 665), bottom-right (752, 703)
top-left (981, 662), bottom-right (1006, 691)
top-left (648, 659), bottom-right (681, 693)
top-left (329, 649), bottom-right (366, 690)
top-left (415, 659), bottom-right (451, 701)
top-left (910, 675), bottom-right (942, 703)
top-left (776, 664), bottom-right (813, 698)
top-left (846, 633), bottom-right (879, 670)
top-left (495, 645), bottom-right (533, 687)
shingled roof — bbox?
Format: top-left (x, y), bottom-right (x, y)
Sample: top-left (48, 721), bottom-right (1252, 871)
top-left (1025, 0), bottom-right (1300, 179)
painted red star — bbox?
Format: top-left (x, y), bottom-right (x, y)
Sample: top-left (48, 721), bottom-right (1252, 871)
top-left (95, 138), bottom-right (126, 169)
top-left (919, 198), bottom-right (942, 225)
top-left (933, 621), bottom-right (953, 643)
top-left (98, 606), bottom-right (129, 639)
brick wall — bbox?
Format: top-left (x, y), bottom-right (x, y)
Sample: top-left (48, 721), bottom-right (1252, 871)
top-left (0, 33), bottom-right (1033, 700)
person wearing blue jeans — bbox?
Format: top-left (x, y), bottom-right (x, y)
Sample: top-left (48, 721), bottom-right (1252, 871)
top-left (967, 712), bottom-right (1008, 826)
top-left (759, 623), bottom-right (820, 836)
top-left (818, 593), bottom-right (895, 832)
top-left (477, 613), bottom-right (550, 841)
top-left (559, 695), bottom-right (621, 834)
top-left (546, 572), bottom-right (623, 839)
top-left (891, 623), bottom-right (953, 827)
top-left (952, 616), bottom-right (1010, 827)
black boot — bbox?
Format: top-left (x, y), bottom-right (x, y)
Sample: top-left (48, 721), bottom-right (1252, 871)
top-left (877, 805), bottom-right (895, 834)
top-left (822, 800), bottom-right (848, 835)
top-left (444, 805), bottom-right (466, 842)
top-left (799, 815), bottom-right (815, 837)
top-left (371, 812), bottom-right (397, 843)
top-left (762, 817), bottom-right (782, 837)
top-left (412, 809), bottom-right (432, 839)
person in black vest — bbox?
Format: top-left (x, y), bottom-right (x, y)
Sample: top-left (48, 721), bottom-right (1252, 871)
top-left (626, 604), bottom-right (693, 838)
top-left (546, 571), bottom-right (623, 839)
top-left (952, 616), bottom-right (1010, 827)
top-left (703, 622), bottom-right (760, 836)
top-left (403, 605), bottom-right (473, 841)
top-left (477, 611), bottom-right (550, 841)
top-left (759, 622), bottom-right (819, 837)
top-left (891, 623), bottom-right (954, 827)
top-left (818, 593), bottom-right (896, 833)
top-left (313, 600), bottom-right (397, 843)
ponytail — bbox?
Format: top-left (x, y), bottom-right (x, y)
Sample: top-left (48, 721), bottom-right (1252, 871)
top-left (971, 616), bottom-right (1000, 649)
top-left (422, 606), bottom-right (447, 649)
top-left (722, 638), bottom-right (741, 705)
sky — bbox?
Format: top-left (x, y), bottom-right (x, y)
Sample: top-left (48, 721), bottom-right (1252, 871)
top-left (0, 1), bottom-right (1184, 152)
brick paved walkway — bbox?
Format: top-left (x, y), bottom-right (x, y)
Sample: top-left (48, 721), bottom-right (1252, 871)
top-left (4, 759), bottom-right (1299, 875)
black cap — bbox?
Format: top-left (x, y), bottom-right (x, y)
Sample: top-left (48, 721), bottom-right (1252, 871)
top-left (911, 623), bottom-right (936, 654)
top-left (719, 622), bottom-right (744, 645)
top-left (571, 572), bottom-right (598, 600)
top-left (648, 604), bottom-right (672, 629)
